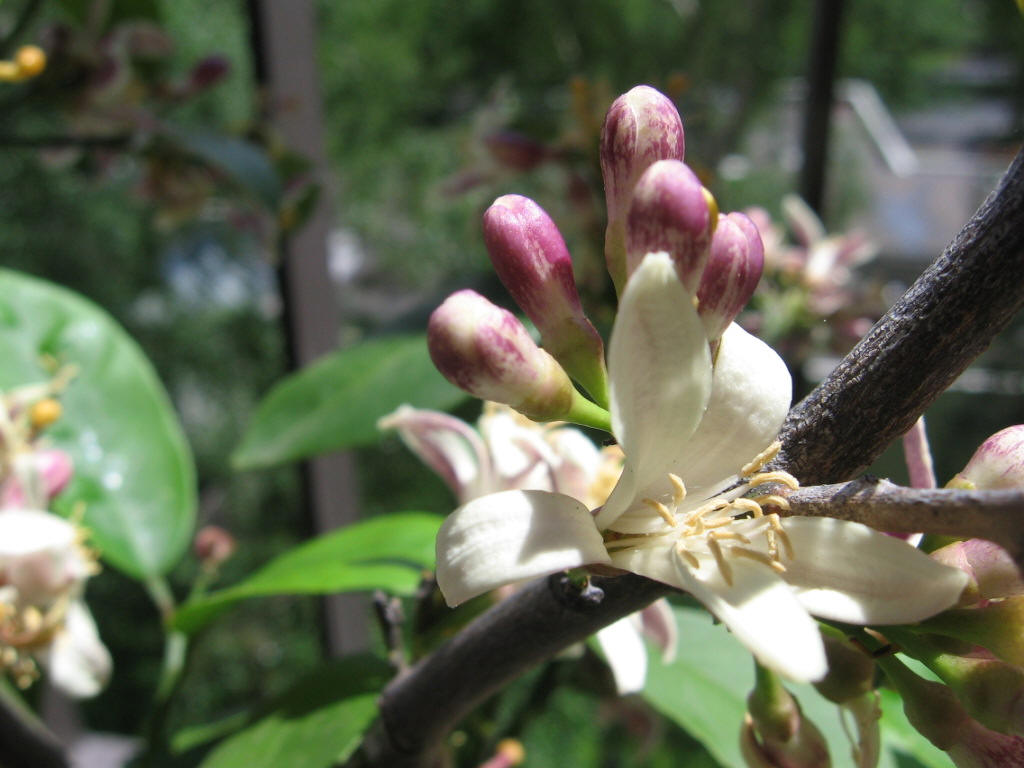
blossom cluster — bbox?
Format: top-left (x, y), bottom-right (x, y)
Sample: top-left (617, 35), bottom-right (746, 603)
top-left (0, 371), bottom-right (111, 697)
top-left (421, 85), bottom-right (968, 688)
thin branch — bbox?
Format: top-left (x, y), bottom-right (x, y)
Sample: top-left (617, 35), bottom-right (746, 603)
top-left (777, 480), bottom-right (1024, 558)
top-left (0, 134), bottom-right (133, 149)
top-left (772, 144), bottom-right (1024, 485)
top-left (355, 146), bottom-right (1024, 767)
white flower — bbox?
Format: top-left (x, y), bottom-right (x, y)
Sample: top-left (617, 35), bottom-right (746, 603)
top-left (435, 252), bottom-right (969, 682)
top-left (381, 401), bottom-right (669, 693)
top-left (0, 509), bottom-right (111, 697)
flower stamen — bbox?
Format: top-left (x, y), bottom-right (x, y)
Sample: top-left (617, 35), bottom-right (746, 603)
top-left (668, 473), bottom-right (686, 504)
top-left (642, 497), bottom-right (678, 527)
top-left (740, 440), bottom-right (781, 475)
top-left (747, 470), bottom-right (800, 490)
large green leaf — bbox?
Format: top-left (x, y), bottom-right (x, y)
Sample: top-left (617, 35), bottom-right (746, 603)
top-left (199, 654), bottom-right (390, 768)
top-left (232, 335), bottom-right (464, 470)
top-left (172, 512), bottom-right (441, 634)
top-left (643, 603), bottom-right (949, 768)
top-left (0, 269), bottom-right (196, 579)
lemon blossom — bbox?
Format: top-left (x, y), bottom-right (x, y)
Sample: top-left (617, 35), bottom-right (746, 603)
top-left (0, 509), bottom-right (111, 697)
top-left (435, 252), bottom-right (969, 682)
top-left (381, 402), bottom-right (675, 693)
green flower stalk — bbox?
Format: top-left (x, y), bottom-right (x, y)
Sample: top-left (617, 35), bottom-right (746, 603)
top-left (741, 662), bottom-right (831, 767)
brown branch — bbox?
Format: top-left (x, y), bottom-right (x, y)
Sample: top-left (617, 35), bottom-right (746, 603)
top-left (778, 479), bottom-right (1024, 558)
top-left (772, 145), bottom-right (1024, 485)
top-left (355, 146), bottom-right (1024, 767)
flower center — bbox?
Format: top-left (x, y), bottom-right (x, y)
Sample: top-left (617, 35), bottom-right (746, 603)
top-left (604, 441), bottom-right (801, 586)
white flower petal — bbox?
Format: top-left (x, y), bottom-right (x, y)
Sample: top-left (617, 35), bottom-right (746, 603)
top-left (674, 323), bottom-right (790, 495)
top-left (675, 556), bottom-right (828, 682)
top-left (606, 323), bottom-right (790, 534)
top-left (479, 406), bottom-right (557, 487)
top-left (597, 253), bottom-right (712, 529)
top-left (611, 544), bottom-right (827, 681)
top-left (595, 616), bottom-right (648, 694)
top-left (545, 427), bottom-right (604, 501)
top-left (43, 601), bottom-right (112, 698)
top-left (435, 489), bottom-right (610, 606)
top-left (379, 405), bottom-right (489, 502)
top-left (771, 517), bottom-right (970, 624)
top-left (0, 509), bottom-right (77, 557)
top-left (640, 598), bottom-right (678, 664)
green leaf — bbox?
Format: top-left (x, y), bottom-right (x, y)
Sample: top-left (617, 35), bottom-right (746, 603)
top-left (642, 603), bottom-right (951, 768)
top-left (162, 124), bottom-right (282, 209)
top-left (199, 654), bottom-right (390, 768)
top-left (0, 269), bottom-right (196, 579)
top-left (232, 335), bottom-right (464, 470)
top-left (172, 512), bottom-right (441, 634)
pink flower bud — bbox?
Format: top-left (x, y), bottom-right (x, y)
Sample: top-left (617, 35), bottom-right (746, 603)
top-left (483, 195), bottom-right (608, 404)
top-left (1, 450), bottom-right (74, 509)
top-left (194, 525), bottom-right (236, 568)
top-left (428, 290), bottom-right (575, 421)
top-left (932, 539), bottom-right (1024, 603)
top-left (949, 425), bottom-right (1024, 490)
top-left (600, 85), bottom-right (685, 292)
top-left (188, 55), bottom-right (230, 92)
top-left (625, 160), bottom-right (712, 292)
top-left (696, 212), bottom-right (764, 341)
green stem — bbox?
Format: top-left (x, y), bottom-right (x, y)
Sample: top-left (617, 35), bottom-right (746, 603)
top-left (563, 390), bottom-right (613, 433)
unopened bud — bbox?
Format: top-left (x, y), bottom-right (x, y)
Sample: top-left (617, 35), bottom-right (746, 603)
top-left (814, 633), bottom-right (875, 705)
top-left (29, 398), bottom-right (62, 429)
top-left (428, 290), bottom-right (575, 422)
top-left (194, 526), bottom-right (236, 569)
top-left (625, 160), bottom-right (713, 292)
top-left (880, 653), bottom-right (1024, 766)
top-left (600, 85), bottom-right (685, 292)
top-left (948, 425), bottom-right (1024, 490)
top-left (188, 55), bottom-right (230, 92)
top-left (896, 629), bottom-right (1024, 738)
top-left (932, 539), bottom-right (1024, 603)
top-left (1, 450), bottom-right (74, 509)
top-left (742, 665), bottom-right (830, 768)
top-left (922, 596), bottom-right (1024, 669)
top-left (15, 45), bottom-right (46, 78)
top-left (483, 195), bottom-right (608, 405)
top-left (696, 212), bottom-right (765, 341)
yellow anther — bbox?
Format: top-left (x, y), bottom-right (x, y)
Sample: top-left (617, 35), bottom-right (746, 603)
top-left (676, 543), bottom-right (701, 570)
top-left (729, 498), bottom-right (763, 517)
top-left (497, 738), bottom-right (526, 766)
top-left (642, 497), bottom-right (677, 527)
top-left (741, 440), bottom-right (782, 476)
top-left (747, 470), bottom-right (800, 490)
top-left (668, 473), bottom-right (686, 504)
top-left (702, 187), bottom-right (719, 234)
top-left (767, 514), bottom-right (795, 560)
top-left (707, 536), bottom-right (733, 586)
top-left (755, 494), bottom-right (791, 512)
top-left (731, 546), bottom-right (787, 573)
top-left (709, 529), bottom-right (751, 545)
top-left (29, 398), bottom-right (62, 429)
top-left (15, 46), bottom-right (46, 78)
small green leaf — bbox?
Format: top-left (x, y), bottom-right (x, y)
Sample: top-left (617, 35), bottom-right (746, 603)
top-left (0, 269), bottom-right (196, 579)
top-left (162, 124), bottom-right (282, 209)
top-left (232, 335), bottom-right (464, 470)
top-left (199, 655), bottom-right (390, 768)
top-left (172, 512), bottom-right (441, 634)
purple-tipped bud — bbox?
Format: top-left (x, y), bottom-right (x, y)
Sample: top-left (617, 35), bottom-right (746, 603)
top-left (949, 425), bottom-right (1024, 491)
top-left (194, 525), bottom-right (236, 569)
top-left (1, 449), bottom-right (74, 508)
top-left (483, 195), bottom-right (608, 405)
top-left (932, 539), bottom-right (1024, 603)
top-left (188, 55), bottom-right (230, 92)
top-left (696, 212), bottom-right (765, 341)
top-left (600, 85), bottom-right (685, 292)
top-left (428, 290), bottom-right (574, 421)
top-left (625, 160), bottom-right (712, 292)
